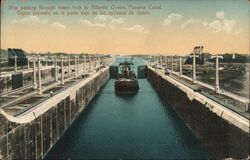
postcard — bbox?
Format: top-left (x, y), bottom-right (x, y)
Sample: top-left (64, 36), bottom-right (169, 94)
top-left (0, 0), bottom-right (249, 159)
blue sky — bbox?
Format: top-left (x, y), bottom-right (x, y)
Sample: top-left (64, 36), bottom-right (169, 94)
top-left (1, 0), bottom-right (249, 54)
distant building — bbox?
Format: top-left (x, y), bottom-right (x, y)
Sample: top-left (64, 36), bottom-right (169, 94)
top-left (8, 48), bottom-right (28, 66)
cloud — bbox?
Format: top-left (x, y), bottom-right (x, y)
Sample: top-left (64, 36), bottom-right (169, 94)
top-left (209, 11), bottom-right (236, 33)
top-left (208, 18), bottom-right (236, 33)
top-left (123, 25), bottom-right (148, 33)
top-left (11, 16), bottom-right (48, 24)
top-left (209, 20), bottom-right (221, 32)
top-left (162, 13), bottom-right (182, 26)
top-left (180, 11), bottom-right (236, 33)
top-left (11, 16), bottom-right (67, 31)
top-left (94, 15), bottom-right (113, 22)
top-left (202, 21), bottom-right (208, 26)
top-left (181, 18), bottom-right (208, 28)
top-left (110, 17), bottom-right (125, 24)
top-left (80, 19), bottom-right (106, 27)
top-left (51, 22), bottom-right (66, 31)
top-left (80, 15), bottom-right (125, 29)
top-left (216, 11), bottom-right (225, 19)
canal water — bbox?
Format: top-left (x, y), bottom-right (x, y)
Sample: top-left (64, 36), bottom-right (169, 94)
top-left (45, 57), bottom-right (210, 159)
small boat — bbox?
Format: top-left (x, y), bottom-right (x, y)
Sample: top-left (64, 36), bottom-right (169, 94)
top-left (115, 58), bottom-right (139, 94)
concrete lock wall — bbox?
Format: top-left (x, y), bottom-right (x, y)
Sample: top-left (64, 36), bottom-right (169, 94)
top-left (147, 67), bottom-right (249, 159)
top-left (0, 69), bottom-right (109, 159)
top-left (0, 68), bottom-right (53, 94)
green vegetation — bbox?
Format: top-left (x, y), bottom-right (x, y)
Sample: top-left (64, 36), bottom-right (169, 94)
top-left (208, 53), bottom-right (250, 63)
top-left (0, 49), bottom-right (8, 61)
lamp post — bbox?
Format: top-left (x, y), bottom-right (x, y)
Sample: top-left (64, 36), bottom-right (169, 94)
top-left (74, 56), bottom-right (78, 79)
top-left (179, 56), bottom-right (182, 76)
top-left (211, 55), bottom-right (223, 93)
top-left (77, 56), bottom-right (80, 75)
top-left (171, 56), bottom-right (174, 73)
top-left (54, 56), bottom-right (58, 82)
top-left (59, 56), bottom-right (66, 85)
top-left (166, 56), bottom-right (168, 69)
top-left (32, 57), bottom-right (37, 89)
top-left (68, 56), bottom-right (71, 77)
top-left (37, 56), bottom-right (45, 95)
top-left (191, 53), bottom-right (198, 83)
top-left (60, 56), bottom-right (67, 84)
top-left (191, 46), bottom-right (203, 83)
top-left (83, 55), bottom-right (86, 74)
top-left (14, 56), bottom-right (18, 72)
top-left (89, 55), bottom-right (92, 72)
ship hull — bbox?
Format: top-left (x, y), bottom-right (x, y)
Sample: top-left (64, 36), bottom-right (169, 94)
top-left (115, 80), bottom-right (139, 94)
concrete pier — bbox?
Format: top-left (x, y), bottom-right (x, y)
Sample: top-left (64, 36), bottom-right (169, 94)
top-left (147, 66), bottom-right (249, 158)
top-left (0, 66), bottom-right (110, 159)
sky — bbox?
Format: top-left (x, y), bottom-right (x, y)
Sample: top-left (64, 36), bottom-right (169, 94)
top-left (0, 0), bottom-right (249, 55)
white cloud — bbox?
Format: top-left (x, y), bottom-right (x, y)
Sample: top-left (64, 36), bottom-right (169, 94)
top-left (94, 15), bottom-right (113, 22)
top-left (162, 13), bottom-right (182, 26)
top-left (222, 19), bottom-right (236, 32)
top-left (94, 15), bottom-right (125, 24)
top-left (11, 16), bottom-right (48, 24)
top-left (202, 21), bottom-right (208, 26)
top-left (181, 18), bottom-right (208, 28)
top-left (180, 11), bottom-right (236, 33)
top-left (110, 17), bottom-right (125, 24)
top-left (123, 25), bottom-right (148, 33)
top-left (208, 18), bottom-right (236, 33)
top-left (208, 11), bottom-right (236, 33)
top-left (80, 15), bottom-right (125, 29)
top-left (216, 11), bottom-right (225, 19)
top-left (51, 22), bottom-right (66, 31)
top-left (209, 20), bottom-right (222, 32)
top-left (80, 19), bottom-right (106, 27)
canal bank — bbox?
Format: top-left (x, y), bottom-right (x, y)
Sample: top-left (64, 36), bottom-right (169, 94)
top-left (45, 57), bottom-right (210, 159)
top-left (147, 66), bottom-right (249, 159)
top-left (0, 67), bottom-right (109, 159)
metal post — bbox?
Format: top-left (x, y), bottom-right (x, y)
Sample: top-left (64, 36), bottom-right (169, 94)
top-left (68, 56), bottom-right (70, 77)
top-left (54, 56), bottom-right (58, 82)
top-left (191, 46), bottom-right (202, 83)
top-left (14, 56), bottom-right (17, 72)
top-left (193, 54), bottom-right (196, 83)
top-left (89, 55), bottom-right (92, 72)
top-left (33, 58), bottom-right (37, 89)
top-left (83, 56), bottom-right (86, 74)
top-left (179, 56), bottom-right (182, 76)
top-left (98, 55), bottom-right (100, 69)
top-left (94, 55), bottom-right (96, 69)
top-left (161, 56), bottom-right (164, 67)
top-left (171, 56), bottom-right (174, 73)
top-left (212, 55), bottom-right (223, 93)
top-left (166, 56), bottom-right (168, 69)
top-left (37, 57), bottom-right (42, 95)
top-left (61, 56), bottom-right (64, 84)
top-left (74, 56), bottom-right (78, 79)
top-left (77, 57), bottom-right (80, 75)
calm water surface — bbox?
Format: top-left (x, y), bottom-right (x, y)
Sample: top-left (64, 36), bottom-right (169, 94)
top-left (45, 57), bottom-right (210, 159)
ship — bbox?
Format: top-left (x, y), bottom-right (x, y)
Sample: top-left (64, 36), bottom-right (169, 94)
top-left (115, 58), bottom-right (139, 94)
